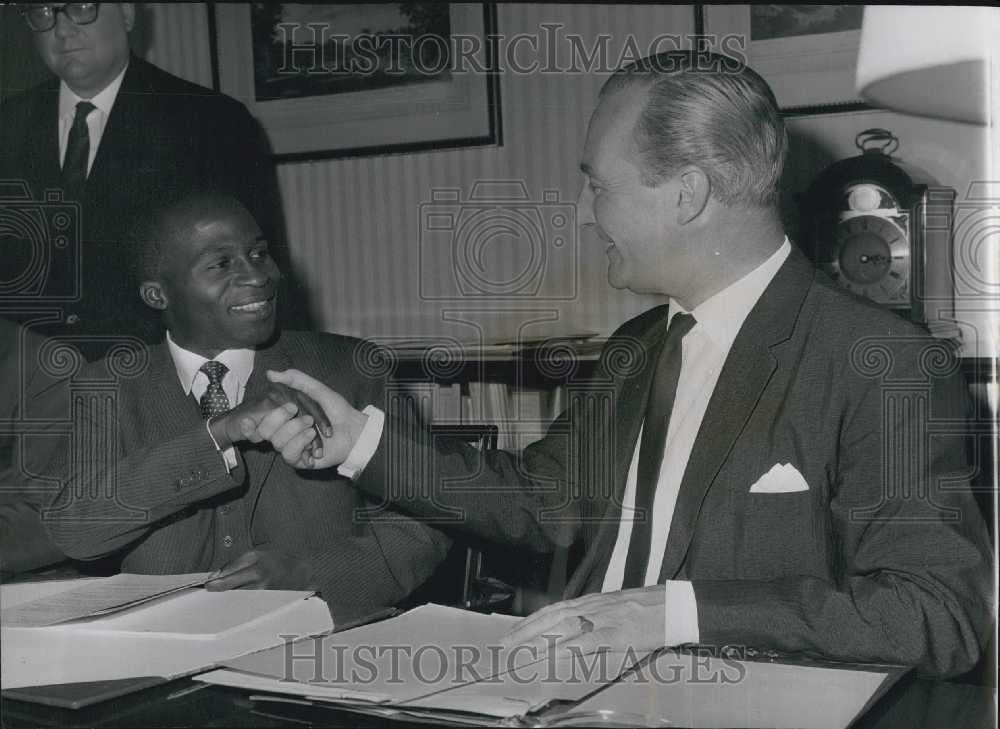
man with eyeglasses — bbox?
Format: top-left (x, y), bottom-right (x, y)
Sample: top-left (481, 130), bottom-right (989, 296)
top-left (0, 3), bottom-right (307, 355)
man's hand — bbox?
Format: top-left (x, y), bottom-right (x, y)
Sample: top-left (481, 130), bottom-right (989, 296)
top-left (259, 369), bottom-right (369, 469)
top-left (208, 381), bottom-right (334, 452)
top-left (501, 586), bottom-right (667, 657)
top-left (204, 549), bottom-right (317, 591)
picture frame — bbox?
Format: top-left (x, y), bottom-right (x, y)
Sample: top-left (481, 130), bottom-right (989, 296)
top-left (210, 3), bottom-right (501, 161)
top-left (696, 4), bottom-right (873, 117)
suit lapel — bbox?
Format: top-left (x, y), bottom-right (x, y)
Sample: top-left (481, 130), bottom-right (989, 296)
top-left (240, 339), bottom-right (291, 525)
top-left (657, 248), bottom-right (815, 581)
top-left (143, 342), bottom-right (204, 441)
top-left (87, 59), bottom-right (147, 191)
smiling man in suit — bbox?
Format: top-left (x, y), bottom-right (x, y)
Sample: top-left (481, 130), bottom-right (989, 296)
top-left (258, 51), bottom-right (991, 676)
top-left (39, 193), bottom-right (449, 617)
top-left (0, 3), bottom-right (306, 352)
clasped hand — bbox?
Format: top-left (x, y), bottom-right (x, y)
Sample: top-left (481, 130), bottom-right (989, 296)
top-left (208, 380), bottom-right (333, 459)
top-left (245, 369), bottom-right (368, 470)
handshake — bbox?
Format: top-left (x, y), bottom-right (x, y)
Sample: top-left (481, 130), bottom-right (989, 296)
top-left (209, 369), bottom-right (365, 470)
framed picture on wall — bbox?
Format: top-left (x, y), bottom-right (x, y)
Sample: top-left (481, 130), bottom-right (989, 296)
top-left (697, 4), bottom-right (872, 116)
top-left (211, 2), bottom-right (501, 161)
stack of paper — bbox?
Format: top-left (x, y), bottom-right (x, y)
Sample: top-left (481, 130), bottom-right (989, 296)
top-left (1, 575), bottom-right (333, 690)
top-left (1, 572), bottom-right (212, 627)
top-left (196, 604), bottom-right (650, 723)
top-left (197, 603), bottom-right (900, 728)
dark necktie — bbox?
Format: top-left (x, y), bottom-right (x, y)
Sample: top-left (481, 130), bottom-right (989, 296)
top-left (621, 311), bottom-right (696, 589)
top-left (62, 101), bottom-right (96, 199)
top-left (199, 361), bottom-right (231, 420)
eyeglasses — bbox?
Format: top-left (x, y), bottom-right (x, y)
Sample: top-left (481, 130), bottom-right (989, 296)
top-left (19, 3), bottom-right (101, 33)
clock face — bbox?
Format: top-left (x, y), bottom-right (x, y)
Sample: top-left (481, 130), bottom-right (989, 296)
top-left (824, 215), bottom-right (910, 305)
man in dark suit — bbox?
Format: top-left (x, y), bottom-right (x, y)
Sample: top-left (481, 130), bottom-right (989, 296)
top-left (261, 52), bottom-right (992, 676)
top-left (0, 3), bottom-right (304, 352)
top-left (38, 193), bottom-right (449, 618)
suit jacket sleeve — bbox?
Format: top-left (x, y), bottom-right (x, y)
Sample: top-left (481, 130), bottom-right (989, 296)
top-left (354, 351), bottom-right (614, 554)
top-left (251, 336), bottom-right (453, 615)
top-left (690, 349), bottom-right (992, 678)
top-left (38, 375), bottom-right (246, 560)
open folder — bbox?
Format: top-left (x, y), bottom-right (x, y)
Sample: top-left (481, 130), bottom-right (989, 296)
top-left (1, 575), bottom-right (333, 696)
top-left (196, 604), bottom-right (900, 728)
top-left (198, 604), bottom-right (653, 720)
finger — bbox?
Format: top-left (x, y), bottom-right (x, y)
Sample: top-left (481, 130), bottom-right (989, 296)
top-left (204, 550), bottom-right (259, 590)
top-left (255, 402), bottom-right (299, 441)
top-left (503, 607), bottom-right (575, 648)
top-left (239, 416), bottom-right (263, 443)
top-left (281, 423), bottom-right (323, 468)
top-left (294, 391), bottom-right (333, 438)
top-left (549, 628), bottom-right (614, 659)
top-left (508, 615), bottom-right (586, 665)
top-left (204, 564), bottom-right (262, 591)
top-left (503, 598), bottom-right (582, 642)
top-left (269, 415), bottom-right (314, 452)
top-left (267, 369), bottom-right (327, 400)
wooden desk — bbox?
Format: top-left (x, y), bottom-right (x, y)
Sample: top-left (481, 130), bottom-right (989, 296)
top-left (2, 673), bottom-right (994, 728)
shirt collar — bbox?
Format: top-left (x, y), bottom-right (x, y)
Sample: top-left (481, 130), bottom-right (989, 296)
top-left (166, 331), bottom-right (256, 396)
top-left (670, 237), bottom-right (791, 352)
top-left (58, 61), bottom-right (128, 119)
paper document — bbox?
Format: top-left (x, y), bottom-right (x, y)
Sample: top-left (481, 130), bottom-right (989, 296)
top-left (562, 649), bottom-right (895, 729)
top-left (1, 580), bottom-right (332, 690)
top-left (199, 604), bottom-right (650, 720)
top-left (0, 572), bottom-right (212, 627)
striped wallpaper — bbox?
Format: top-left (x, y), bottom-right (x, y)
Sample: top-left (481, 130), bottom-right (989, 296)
top-left (143, 4), bottom-right (994, 356)
top-left (143, 3), bottom-right (693, 345)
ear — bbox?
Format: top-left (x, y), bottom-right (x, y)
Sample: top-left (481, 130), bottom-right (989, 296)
top-left (120, 4), bottom-right (136, 32)
top-left (675, 167), bottom-right (711, 225)
top-left (140, 280), bottom-right (168, 312)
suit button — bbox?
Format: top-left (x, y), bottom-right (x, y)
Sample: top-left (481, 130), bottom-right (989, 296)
top-left (66, 314), bottom-right (80, 325)
top-left (220, 505), bottom-right (231, 515)
top-left (223, 535), bottom-right (234, 548)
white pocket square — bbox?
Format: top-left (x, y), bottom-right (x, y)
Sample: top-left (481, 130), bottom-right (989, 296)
top-left (748, 463), bottom-right (809, 493)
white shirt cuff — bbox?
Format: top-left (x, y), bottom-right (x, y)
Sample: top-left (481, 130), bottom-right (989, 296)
top-left (337, 405), bottom-right (384, 480)
top-left (663, 580), bottom-right (699, 647)
top-left (205, 418), bottom-right (238, 474)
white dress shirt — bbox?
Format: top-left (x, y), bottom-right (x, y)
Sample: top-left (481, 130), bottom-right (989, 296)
top-left (321, 238), bottom-right (791, 649)
top-left (58, 63), bottom-right (128, 174)
top-left (601, 238), bottom-right (791, 646)
top-left (166, 332), bottom-right (382, 479)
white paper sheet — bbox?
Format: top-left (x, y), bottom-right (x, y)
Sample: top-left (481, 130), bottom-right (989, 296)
top-left (0, 573), bottom-right (212, 627)
top-left (1, 581), bottom-right (333, 689)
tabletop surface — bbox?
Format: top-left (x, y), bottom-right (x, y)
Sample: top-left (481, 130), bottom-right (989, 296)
top-left (2, 671), bottom-right (995, 728)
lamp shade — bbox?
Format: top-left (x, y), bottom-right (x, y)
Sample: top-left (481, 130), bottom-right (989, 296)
top-left (855, 6), bottom-right (997, 124)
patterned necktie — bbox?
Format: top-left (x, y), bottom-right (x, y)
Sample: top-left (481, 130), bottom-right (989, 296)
top-left (62, 101), bottom-right (96, 199)
top-left (199, 361), bottom-right (231, 420)
top-left (621, 311), bottom-right (696, 589)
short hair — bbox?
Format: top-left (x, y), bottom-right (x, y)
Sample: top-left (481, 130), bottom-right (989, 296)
top-left (130, 190), bottom-right (246, 283)
top-left (601, 50), bottom-right (787, 208)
